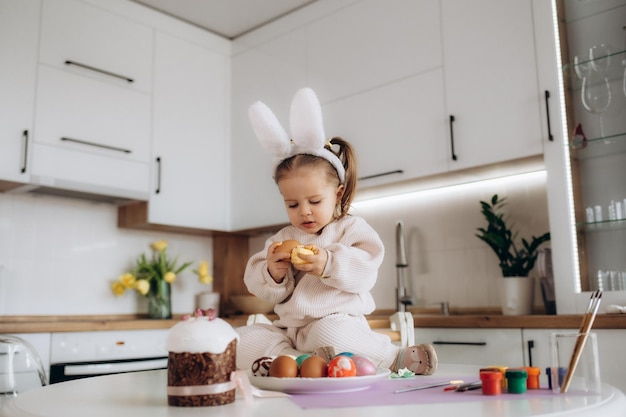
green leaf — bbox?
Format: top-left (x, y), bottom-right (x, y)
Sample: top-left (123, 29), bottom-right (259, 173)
top-left (476, 194), bottom-right (550, 277)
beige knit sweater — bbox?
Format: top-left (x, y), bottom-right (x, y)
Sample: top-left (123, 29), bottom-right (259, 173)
top-left (244, 215), bottom-right (385, 328)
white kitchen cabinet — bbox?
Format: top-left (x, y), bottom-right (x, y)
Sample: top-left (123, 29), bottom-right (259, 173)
top-left (230, 0), bottom-right (445, 228)
top-left (39, 0), bottom-right (153, 93)
top-left (440, 0), bottom-right (544, 170)
top-left (147, 31), bottom-right (230, 230)
top-left (231, 0), bottom-right (553, 230)
top-left (29, 0), bottom-right (154, 200)
top-left (415, 328), bottom-right (524, 367)
top-left (31, 66), bottom-right (151, 200)
top-left (323, 71), bottom-right (449, 188)
top-left (522, 329), bottom-right (626, 394)
top-left (0, 0), bottom-right (39, 188)
top-left (305, 0), bottom-right (441, 104)
top-left (230, 30), bottom-right (309, 231)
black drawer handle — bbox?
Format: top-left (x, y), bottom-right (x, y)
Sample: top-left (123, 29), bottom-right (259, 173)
top-left (21, 129), bottom-right (29, 173)
top-left (358, 170), bottom-right (403, 181)
top-left (64, 60), bottom-right (134, 83)
top-left (155, 157), bottom-right (162, 194)
top-left (544, 90), bottom-right (554, 142)
top-left (432, 341), bottom-right (487, 346)
top-left (60, 137), bottom-right (131, 154)
top-left (449, 115), bottom-right (457, 161)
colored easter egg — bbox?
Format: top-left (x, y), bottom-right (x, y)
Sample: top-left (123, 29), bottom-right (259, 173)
top-left (328, 355), bottom-right (356, 378)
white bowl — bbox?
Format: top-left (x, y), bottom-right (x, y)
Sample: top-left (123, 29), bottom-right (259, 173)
top-left (231, 295), bottom-right (275, 314)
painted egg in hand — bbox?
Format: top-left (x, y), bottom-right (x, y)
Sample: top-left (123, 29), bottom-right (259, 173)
top-left (327, 355), bottom-right (356, 377)
top-left (351, 355), bottom-right (377, 376)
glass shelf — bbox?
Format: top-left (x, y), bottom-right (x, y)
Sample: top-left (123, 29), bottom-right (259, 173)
top-left (577, 218), bottom-right (626, 233)
top-left (569, 131), bottom-right (626, 148)
top-left (562, 48), bottom-right (626, 73)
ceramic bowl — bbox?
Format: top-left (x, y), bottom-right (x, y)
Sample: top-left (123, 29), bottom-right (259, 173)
top-left (230, 295), bottom-right (275, 314)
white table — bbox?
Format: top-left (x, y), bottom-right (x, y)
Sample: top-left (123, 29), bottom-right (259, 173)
top-left (1, 366), bottom-right (625, 417)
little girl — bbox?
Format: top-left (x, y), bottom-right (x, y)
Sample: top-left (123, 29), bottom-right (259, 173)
top-left (236, 88), bottom-right (437, 375)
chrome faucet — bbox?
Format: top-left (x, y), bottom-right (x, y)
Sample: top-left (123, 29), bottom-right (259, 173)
top-left (395, 221), bottom-right (413, 312)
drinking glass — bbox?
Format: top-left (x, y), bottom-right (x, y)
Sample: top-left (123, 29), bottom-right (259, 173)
top-left (589, 43), bottom-right (611, 73)
top-left (581, 73), bottom-right (611, 138)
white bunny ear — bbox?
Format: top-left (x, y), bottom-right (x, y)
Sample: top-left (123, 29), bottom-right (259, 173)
top-left (248, 101), bottom-right (290, 157)
top-left (289, 88), bottom-right (326, 149)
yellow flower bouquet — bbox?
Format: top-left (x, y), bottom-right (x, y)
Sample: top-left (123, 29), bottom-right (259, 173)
top-left (111, 240), bottom-right (212, 319)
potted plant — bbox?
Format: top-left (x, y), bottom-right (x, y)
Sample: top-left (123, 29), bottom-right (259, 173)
top-left (476, 194), bottom-right (551, 315)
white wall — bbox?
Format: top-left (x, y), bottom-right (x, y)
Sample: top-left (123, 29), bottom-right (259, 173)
top-left (0, 192), bottom-right (213, 316)
top-left (1, 170), bottom-right (550, 316)
top-left (250, 171), bottom-right (551, 311)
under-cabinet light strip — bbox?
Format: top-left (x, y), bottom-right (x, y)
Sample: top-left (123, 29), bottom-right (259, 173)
top-left (352, 170), bottom-right (546, 209)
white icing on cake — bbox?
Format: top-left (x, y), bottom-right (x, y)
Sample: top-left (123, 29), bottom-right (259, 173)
top-left (166, 316), bottom-right (239, 354)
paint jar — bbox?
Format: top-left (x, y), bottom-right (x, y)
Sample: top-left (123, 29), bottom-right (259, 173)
top-left (505, 369), bottom-right (528, 394)
top-left (480, 370), bottom-right (502, 395)
top-left (488, 365), bottom-right (508, 389)
top-left (523, 366), bottom-right (541, 389)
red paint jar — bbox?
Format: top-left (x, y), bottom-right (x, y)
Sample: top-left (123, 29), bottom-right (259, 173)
top-left (523, 366), bottom-right (541, 389)
top-left (480, 370), bottom-right (502, 395)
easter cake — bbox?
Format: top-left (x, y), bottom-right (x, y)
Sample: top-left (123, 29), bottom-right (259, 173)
top-left (166, 309), bottom-right (239, 407)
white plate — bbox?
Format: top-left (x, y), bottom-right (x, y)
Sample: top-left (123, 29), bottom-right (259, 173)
top-left (248, 368), bottom-right (390, 394)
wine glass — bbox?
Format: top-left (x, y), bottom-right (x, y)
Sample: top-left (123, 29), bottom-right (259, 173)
top-left (589, 43), bottom-right (612, 74)
top-left (574, 54), bottom-right (591, 80)
top-left (581, 72), bottom-right (611, 138)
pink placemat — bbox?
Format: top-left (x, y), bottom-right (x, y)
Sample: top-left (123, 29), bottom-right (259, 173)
top-left (288, 376), bottom-right (584, 409)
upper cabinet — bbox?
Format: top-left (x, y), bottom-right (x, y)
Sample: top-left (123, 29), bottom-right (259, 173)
top-left (123, 30), bottom-right (231, 232)
top-left (31, 0), bottom-right (153, 200)
top-left (440, 0), bottom-right (545, 170)
top-left (231, 0), bottom-right (553, 229)
top-left (318, 0), bottom-right (449, 188)
top-left (0, 0), bottom-right (40, 189)
top-left (38, 0), bottom-right (152, 93)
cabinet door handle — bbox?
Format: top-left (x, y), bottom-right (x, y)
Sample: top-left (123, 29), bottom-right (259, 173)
top-left (21, 129), bottom-right (29, 173)
top-left (527, 340), bottom-right (535, 367)
top-left (64, 60), bottom-right (134, 83)
top-left (60, 137), bottom-right (132, 154)
top-left (155, 157), bottom-right (162, 194)
top-left (358, 170), bottom-right (403, 181)
top-left (544, 90), bottom-right (554, 142)
top-left (432, 341), bottom-right (487, 346)
top-left (449, 115), bottom-right (458, 161)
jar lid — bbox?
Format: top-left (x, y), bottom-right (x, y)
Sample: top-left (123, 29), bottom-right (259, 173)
top-left (480, 370), bottom-right (503, 380)
top-left (523, 366), bottom-right (541, 376)
top-left (505, 369), bottom-right (528, 378)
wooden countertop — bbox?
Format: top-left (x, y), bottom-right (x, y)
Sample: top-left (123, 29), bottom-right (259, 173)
top-left (1, 310), bottom-right (625, 333)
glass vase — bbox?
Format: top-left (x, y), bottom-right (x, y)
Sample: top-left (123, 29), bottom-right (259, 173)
top-left (147, 279), bottom-right (172, 319)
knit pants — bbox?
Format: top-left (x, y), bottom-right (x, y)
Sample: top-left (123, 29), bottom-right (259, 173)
top-left (235, 313), bottom-right (399, 370)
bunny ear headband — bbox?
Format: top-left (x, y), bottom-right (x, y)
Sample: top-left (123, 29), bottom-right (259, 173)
top-left (248, 87), bottom-right (346, 183)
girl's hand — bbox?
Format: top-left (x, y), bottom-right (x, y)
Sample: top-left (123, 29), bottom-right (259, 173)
top-left (293, 245), bottom-right (328, 277)
top-left (267, 241), bottom-right (291, 283)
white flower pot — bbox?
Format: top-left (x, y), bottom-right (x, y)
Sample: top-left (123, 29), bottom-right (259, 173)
top-left (499, 276), bottom-right (534, 315)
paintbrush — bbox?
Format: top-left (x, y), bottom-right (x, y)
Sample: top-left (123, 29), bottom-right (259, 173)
top-left (560, 290), bottom-right (602, 393)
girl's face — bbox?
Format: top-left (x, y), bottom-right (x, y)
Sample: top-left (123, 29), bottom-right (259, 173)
top-left (277, 166), bottom-right (344, 234)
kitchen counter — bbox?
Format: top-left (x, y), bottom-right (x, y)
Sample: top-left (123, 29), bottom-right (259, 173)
top-left (1, 366), bottom-right (625, 417)
top-left (1, 310), bottom-right (626, 334)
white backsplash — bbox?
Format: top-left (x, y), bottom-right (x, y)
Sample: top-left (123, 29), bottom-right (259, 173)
top-left (250, 170), bottom-right (550, 311)
top-left (0, 193), bottom-right (213, 316)
top-left (1, 170), bottom-right (549, 316)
